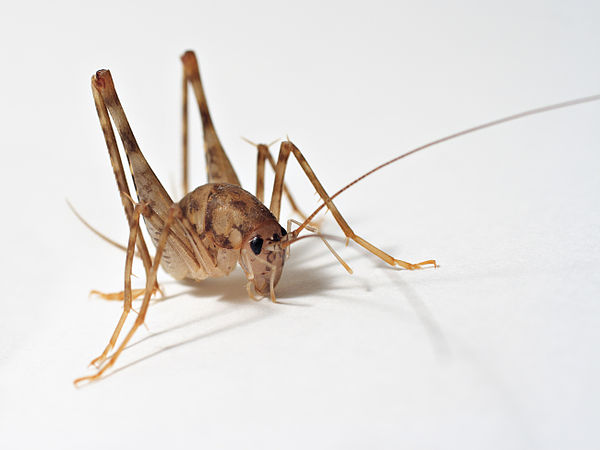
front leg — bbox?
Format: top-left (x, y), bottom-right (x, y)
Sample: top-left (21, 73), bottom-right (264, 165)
top-left (270, 140), bottom-right (437, 270)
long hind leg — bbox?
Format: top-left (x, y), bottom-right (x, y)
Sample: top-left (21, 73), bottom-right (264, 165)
top-left (182, 58), bottom-right (190, 195)
top-left (181, 50), bottom-right (240, 186)
top-left (86, 76), bottom-right (161, 361)
top-left (88, 203), bottom-right (146, 368)
top-left (270, 140), bottom-right (436, 270)
top-left (75, 206), bottom-right (181, 384)
top-left (91, 75), bottom-right (154, 278)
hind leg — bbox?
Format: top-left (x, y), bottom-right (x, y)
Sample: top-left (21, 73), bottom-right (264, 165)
top-left (181, 50), bottom-right (240, 186)
top-left (87, 203), bottom-right (146, 368)
top-left (75, 206), bottom-right (181, 384)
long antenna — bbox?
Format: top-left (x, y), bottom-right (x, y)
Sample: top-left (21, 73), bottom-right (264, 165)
top-left (293, 94), bottom-right (600, 235)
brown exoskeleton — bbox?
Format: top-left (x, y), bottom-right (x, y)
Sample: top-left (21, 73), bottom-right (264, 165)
top-left (74, 50), bottom-right (599, 384)
top-left (74, 51), bottom-right (436, 384)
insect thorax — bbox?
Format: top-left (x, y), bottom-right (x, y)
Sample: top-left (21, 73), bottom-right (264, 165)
top-left (177, 183), bottom-right (280, 280)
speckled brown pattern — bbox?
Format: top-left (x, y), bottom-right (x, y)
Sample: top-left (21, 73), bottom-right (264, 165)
top-left (77, 53), bottom-right (439, 385)
top-left (77, 64), bottom-right (288, 384)
top-left (181, 51), bottom-right (240, 186)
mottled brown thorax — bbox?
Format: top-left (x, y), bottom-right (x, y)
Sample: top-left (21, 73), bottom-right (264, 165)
top-left (178, 183), bottom-right (278, 278)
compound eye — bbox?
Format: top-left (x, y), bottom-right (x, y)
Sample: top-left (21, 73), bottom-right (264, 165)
top-left (249, 236), bottom-right (263, 255)
top-left (280, 226), bottom-right (287, 236)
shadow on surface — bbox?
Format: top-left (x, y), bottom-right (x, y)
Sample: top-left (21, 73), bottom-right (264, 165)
top-left (385, 270), bottom-right (450, 359)
top-left (82, 241), bottom-right (363, 382)
top-left (101, 311), bottom-right (271, 381)
top-left (83, 234), bottom-right (430, 382)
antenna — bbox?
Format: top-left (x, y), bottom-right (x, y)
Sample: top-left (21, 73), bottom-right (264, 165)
top-left (293, 94), bottom-right (600, 236)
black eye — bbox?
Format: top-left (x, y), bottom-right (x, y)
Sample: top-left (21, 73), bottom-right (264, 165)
top-left (249, 236), bottom-right (263, 255)
top-left (272, 233), bottom-right (280, 242)
top-left (280, 226), bottom-right (287, 236)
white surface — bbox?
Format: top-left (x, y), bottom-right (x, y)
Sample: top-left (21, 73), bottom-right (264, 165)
top-left (1, 1), bottom-right (599, 449)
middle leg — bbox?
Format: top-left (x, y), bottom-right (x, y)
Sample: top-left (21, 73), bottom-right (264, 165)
top-left (242, 138), bottom-right (310, 220)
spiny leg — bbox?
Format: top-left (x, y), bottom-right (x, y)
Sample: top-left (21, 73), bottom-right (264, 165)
top-left (75, 206), bottom-right (181, 384)
top-left (90, 288), bottom-right (150, 301)
top-left (93, 71), bottom-right (176, 220)
top-left (91, 76), bottom-right (154, 282)
top-left (270, 141), bottom-right (436, 270)
top-left (91, 73), bottom-right (162, 305)
top-left (78, 69), bottom-right (213, 381)
top-left (181, 50), bottom-right (240, 186)
top-left (182, 58), bottom-right (189, 195)
top-left (69, 197), bottom-right (163, 301)
top-left (93, 70), bottom-right (200, 278)
top-left (86, 70), bottom-right (194, 372)
top-left (88, 203), bottom-right (145, 368)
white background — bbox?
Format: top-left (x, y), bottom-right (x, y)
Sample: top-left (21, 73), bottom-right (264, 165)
top-left (1, 1), bottom-right (599, 449)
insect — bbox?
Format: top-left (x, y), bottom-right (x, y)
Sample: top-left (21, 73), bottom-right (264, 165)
top-left (74, 50), bottom-right (599, 384)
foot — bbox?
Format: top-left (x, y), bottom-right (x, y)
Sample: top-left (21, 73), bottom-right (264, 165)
top-left (90, 284), bottom-right (162, 301)
top-left (394, 259), bottom-right (438, 270)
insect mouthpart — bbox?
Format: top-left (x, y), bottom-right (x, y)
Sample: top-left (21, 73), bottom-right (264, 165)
top-left (240, 221), bottom-right (288, 302)
top-left (263, 242), bottom-right (282, 252)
